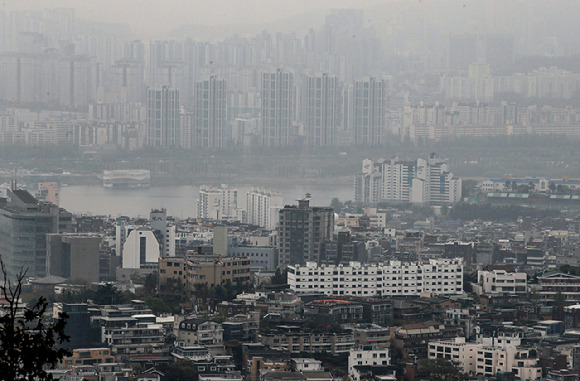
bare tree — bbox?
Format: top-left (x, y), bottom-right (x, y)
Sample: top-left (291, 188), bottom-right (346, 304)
top-left (0, 259), bottom-right (70, 380)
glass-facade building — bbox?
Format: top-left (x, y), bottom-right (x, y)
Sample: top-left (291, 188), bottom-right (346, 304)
top-left (0, 189), bottom-right (58, 279)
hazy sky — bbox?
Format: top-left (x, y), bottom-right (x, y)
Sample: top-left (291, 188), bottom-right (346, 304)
top-left (2, 0), bottom-right (385, 37)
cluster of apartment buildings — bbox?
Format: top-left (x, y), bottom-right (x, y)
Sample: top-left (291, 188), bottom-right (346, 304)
top-left (196, 185), bottom-right (282, 230)
top-left (354, 154), bottom-right (462, 205)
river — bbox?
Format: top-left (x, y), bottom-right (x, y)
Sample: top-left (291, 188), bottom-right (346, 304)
top-left (59, 182), bottom-right (353, 218)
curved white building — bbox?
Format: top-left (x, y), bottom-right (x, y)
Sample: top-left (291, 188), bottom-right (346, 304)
top-left (103, 170), bottom-right (151, 188)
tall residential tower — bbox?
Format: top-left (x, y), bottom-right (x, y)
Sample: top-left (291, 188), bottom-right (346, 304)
top-left (261, 69), bottom-right (295, 146)
top-left (146, 85), bottom-right (180, 147)
top-left (278, 195), bottom-right (334, 267)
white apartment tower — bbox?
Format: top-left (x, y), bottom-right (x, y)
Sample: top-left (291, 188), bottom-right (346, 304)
top-left (261, 69), bottom-right (295, 146)
top-left (301, 73), bottom-right (341, 146)
top-left (150, 208), bottom-right (175, 257)
top-left (146, 85), bottom-right (180, 148)
top-left (352, 77), bottom-right (385, 145)
top-left (354, 159), bottom-right (383, 204)
top-left (196, 185), bottom-right (238, 220)
top-left (246, 188), bottom-right (283, 230)
top-left (355, 154), bottom-right (462, 205)
top-left (192, 76), bottom-right (227, 148)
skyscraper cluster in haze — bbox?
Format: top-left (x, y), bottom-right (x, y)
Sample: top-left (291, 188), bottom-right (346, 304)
top-left (2, 2), bottom-right (580, 148)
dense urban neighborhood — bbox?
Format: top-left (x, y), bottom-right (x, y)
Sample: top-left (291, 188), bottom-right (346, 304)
top-left (2, 178), bottom-right (580, 380)
top-left (2, 1), bottom-right (580, 380)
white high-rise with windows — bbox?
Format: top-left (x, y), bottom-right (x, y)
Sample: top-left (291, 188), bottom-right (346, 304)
top-left (246, 188), bottom-right (283, 229)
top-left (354, 154), bottom-right (462, 205)
top-left (196, 185), bottom-right (238, 220)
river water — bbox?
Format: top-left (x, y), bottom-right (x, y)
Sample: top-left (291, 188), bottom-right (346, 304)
top-left (59, 183), bottom-right (353, 218)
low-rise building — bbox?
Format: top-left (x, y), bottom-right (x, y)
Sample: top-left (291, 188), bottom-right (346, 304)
top-left (393, 322), bottom-right (462, 360)
top-left (159, 253), bottom-right (251, 290)
top-left (303, 300), bottom-right (363, 325)
top-left (291, 358), bottom-right (323, 372)
top-left (288, 258), bottom-right (463, 297)
top-left (348, 346), bottom-right (391, 381)
top-left (102, 317), bottom-right (167, 362)
top-left (428, 337), bottom-right (542, 380)
top-left (61, 348), bottom-right (115, 368)
top-left (171, 342), bottom-right (212, 361)
top-left (227, 245), bottom-right (277, 271)
top-left (348, 324), bottom-right (391, 349)
top-left (199, 371), bottom-right (243, 381)
top-left (175, 318), bottom-right (224, 347)
top-left (427, 337), bottom-right (478, 373)
top-left (538, 272), bottom-right (580, 303)
top-left (475, 270), bottom-right (527, 295)
top-left (259, 327), bottom-right (355, 355)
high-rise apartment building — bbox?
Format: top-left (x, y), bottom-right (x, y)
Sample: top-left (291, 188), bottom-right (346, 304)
top-left (413, 154), bottom-right (463, 206)
top-left (355, 155), bottom-right (462, 205)
top-left (382, 156), bottom-right (416, 202)
top-left (301, 73), bottom-right (341, 146)
top-left (0, 188), bottom-right (59, 279)
top-left (246, 188), bottom-right (283, 230)
top-left (150, 208), bottom-right (175, 257)
top-left (58, 56), bottom-right (98, 109)
top-left (485, 34), bottom-right (515, 74)
top-left (192, 76), bottom-right (227, 148)
top-left (111, 55), bottom-right (145, 104)
top-left (261, 69), bottom-right (295, 146)
top-left (146, 85), bottom-right (180, 147)
top-left (352, 77), bottom-right (385, 145)
top-left (354, 159), bottom-right (383, 204)
top-left (278, 195), bottom-right (334, 267)
top-left (448, 34), bottom-right (478, 72)
top-left (196, 185), bottom-right (238, 220)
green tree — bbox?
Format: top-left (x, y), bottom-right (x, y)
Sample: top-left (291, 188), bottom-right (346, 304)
top-left (330, 197), bottom-right (343, 212)
top-left (144, 296), bottom-right (171, 315)
top-left (0, 260), bottom-right (71, 380)
top-left (93, 283), bottom-right (125, 305)
top-left (164, 360), bottom-right (197, 381)
top-left (271, 268), bottom-right (287, 285)
top-left (554, 291), bottom-right (567, 306)
top-left (143, 271), bottom-right (158, 294)
top-left (415, 358), bottom-right (465, 381)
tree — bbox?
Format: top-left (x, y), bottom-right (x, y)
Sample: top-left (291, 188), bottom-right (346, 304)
top-left (415, 358), bottom-right (465, 381)
top-left (330, 198), bottom-right (343, 212)
top-left (93, 283), bottom-right (123, 305)
top-left (143, 271), bottom-right (158, 294)
top-left (0, 260), bottom-right (71, 380)
top-left (164, 360), bottom-right (198, 381)
top-left (554, 291), bottom-right (567, 306)
top-left (271, 268), bottom-right (287, 285)
top-left (549, 182), bottom-right (557, 193)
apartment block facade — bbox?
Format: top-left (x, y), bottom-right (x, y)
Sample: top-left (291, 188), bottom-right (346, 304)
top-left (197, 185), bottom-right (238, 220)
top-left (428, 337), bottom-right (541, 380)
top-left (277, 196), bottom-right (334, 267)
top-left (159, 253), bottom-right (251, 290)
top-left (288, 258), bottom-right (463, 297)
top-left (354, 154), bottom-right (462, 205)
top-left (475, 270), bottom-right (527, 295)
